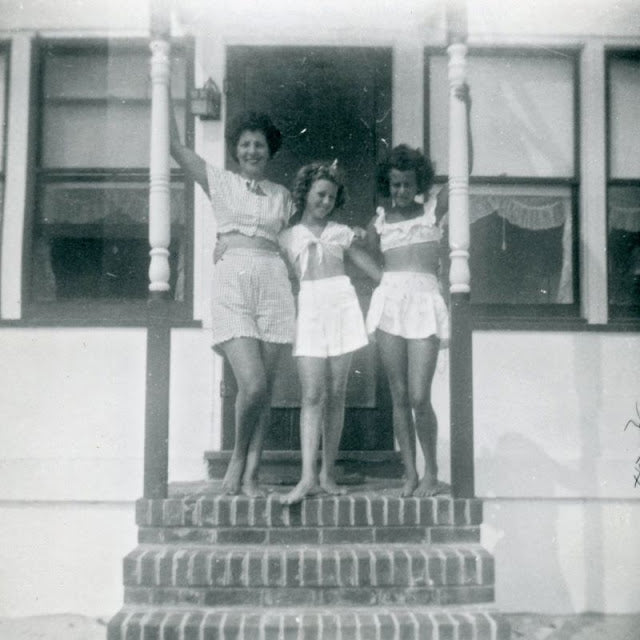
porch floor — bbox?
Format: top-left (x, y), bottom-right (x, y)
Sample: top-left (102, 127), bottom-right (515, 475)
top-left (168, 477), bottom-right (452, 499)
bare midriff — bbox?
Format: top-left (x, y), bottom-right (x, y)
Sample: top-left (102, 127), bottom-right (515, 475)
top-left (383, 240), bottom-right (440, 275)
top-left (218, 231), bottom-right (280, 253)
top-left (299, 246), bottom-right (345, 281)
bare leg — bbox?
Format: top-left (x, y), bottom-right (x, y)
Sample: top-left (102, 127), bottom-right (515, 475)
top-left (376, 330), bottom-right (418, 497)
top-left (218, 338), bottom-right (269, 495)
top-left (280, 356), bottom-right (327, 504)
top-left (319, 352), bottom-right (353, 495)
top-left (408, 336), bottom-right (441, 497)
top-left (241, 341), bottom-right (285, 497)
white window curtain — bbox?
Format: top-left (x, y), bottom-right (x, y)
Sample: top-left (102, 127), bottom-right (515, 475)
top-left (609, 58), bottom-right (640, 179)
top-left (429, 53), bottom-right (574, 178)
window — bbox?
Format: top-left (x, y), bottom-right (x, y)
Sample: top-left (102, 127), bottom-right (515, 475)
top-left (28, 41), bottom-right (191, 320)
top-left (427, 49), bottom-right (578, 316)
top-left (607, 51), bottom-right (640, 318)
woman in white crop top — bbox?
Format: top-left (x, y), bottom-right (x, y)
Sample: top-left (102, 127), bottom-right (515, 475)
top-left (278, 162), bottom-right (381, 504)
top-left (170, 103), bottom-right (295, 498)
top-left (365, 85), bottom-right (471, 498)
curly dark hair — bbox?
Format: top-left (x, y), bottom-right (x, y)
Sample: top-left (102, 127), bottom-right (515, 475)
top-left (225, 111), bottom-right (283, 161)
top-left (290, 161), bottom-right (347, 224)
top-left (376, 144), bottom-right (435, 197)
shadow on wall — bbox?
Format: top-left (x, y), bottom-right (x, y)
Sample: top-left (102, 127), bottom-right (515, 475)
top-left (482, 336), bottom-right (606, 613)
top-left (484, 433), bottom-right (575, 612)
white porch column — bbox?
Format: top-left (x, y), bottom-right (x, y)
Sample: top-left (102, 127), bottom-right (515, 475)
top-left (144, 0), bottom-right (172, 499)
top-left (447, 42), bottom-right (470, 295)
top-left (446, 2), bottom-right (474, 498)
top-left (148, 11), bottom-right (172, 295)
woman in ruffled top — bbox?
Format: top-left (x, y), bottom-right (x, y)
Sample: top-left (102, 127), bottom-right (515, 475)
top-left (365, 85), bottom-right (472, 497)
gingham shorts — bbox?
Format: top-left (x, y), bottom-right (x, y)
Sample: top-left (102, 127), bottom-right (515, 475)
top-left (294, 276), bottom-right (369, 358)
top-left (211, 248), bottom-right (295, 351)
top-left (366, 271), bottom-right (449, 344)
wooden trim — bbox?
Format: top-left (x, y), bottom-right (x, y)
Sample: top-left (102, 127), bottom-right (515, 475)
top-left (423, 48), bottom-right (431, 160)
top-left (143, 299), bottom-right (171, 498)
top-left (22, 299), bottom-right (195, 325)
top-left (473, 317), bottom-right (640, 332)
top-left (449, 292), bottom-right (474, 498)
top-left (1, 33), bottom-right (34, 319)
top-left (0, 42), bottom-right (10, 314)
top-left (39, 168), bottom-right (185, 181)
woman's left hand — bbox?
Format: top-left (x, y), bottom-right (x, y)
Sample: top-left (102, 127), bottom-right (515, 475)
top-left (455, 82), bottom-right (472, 110)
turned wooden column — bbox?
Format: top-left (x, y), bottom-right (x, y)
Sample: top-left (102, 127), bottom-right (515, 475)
top-left (143, 0), bottom-right (172, 498)
top-left (447, 3), bottom-right (474, 498)
top-left (148, 23), bottom-right (172, 295)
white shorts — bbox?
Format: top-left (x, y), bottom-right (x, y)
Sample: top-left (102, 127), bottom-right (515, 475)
top-left (294, 276), bottom-right (369, 358)
top-left (366, 271), bottom-right (449, 344)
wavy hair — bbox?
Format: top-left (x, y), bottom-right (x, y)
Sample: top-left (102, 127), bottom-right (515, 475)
top-left (289, 161), bottom-right (347, 224)
top-left (376, 144), bottom-right (435, 197)
top-left (225, 111), bottom-right (283, 161)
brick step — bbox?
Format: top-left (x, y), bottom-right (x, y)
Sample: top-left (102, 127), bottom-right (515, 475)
top-left (125, 583), bottom-right (494, 607)
top-left (137, 491), bottom-right (482, 531)
top-left (108, 604), bottom-right (511, 640)
top-left (139, 522), bottom-right (479, 545)
top-left (124, 544), bottom-right (494, 590)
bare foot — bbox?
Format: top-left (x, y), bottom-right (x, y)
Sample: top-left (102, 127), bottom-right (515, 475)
top-left (319, 477), bottom-right (347, 496)
top-left (241, 478), bottom-right (266, 498)
top-left (401, 474), bottom-right (419, 497)
top-left (414, 475), bottom-right (440, 497)
top-left (220, 458), bottom-right (244, 495)
top-left (280, 479), bottom-right (319, 505)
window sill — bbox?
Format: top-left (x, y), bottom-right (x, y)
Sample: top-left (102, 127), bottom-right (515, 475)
top-left (473, 316), bottom-right (640, 332)
top-left (12, 300), bottom-right (201, 328)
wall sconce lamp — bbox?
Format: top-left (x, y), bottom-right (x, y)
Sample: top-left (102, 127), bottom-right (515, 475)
top-left (189, 78), bottom-right (221, 120)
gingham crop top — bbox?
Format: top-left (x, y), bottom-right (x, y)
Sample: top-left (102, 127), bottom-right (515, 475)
top-left (206, 163), bottom-right (294, 243)
top-left (373, 197), bottom-right (442, 252)
top-left (278, 222), bottom-right (355, 277)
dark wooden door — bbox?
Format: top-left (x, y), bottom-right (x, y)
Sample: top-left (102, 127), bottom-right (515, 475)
top-left (222, 46), bottom-right (393, 454)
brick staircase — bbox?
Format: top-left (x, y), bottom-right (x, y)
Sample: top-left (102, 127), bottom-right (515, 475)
top-left (108, 480), bottom-right (510, 639)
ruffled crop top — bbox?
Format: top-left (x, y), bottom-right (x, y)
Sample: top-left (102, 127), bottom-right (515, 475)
top-left (373, 197), bottom-right (442, 252)
top-left (278, 222), bottom-right (355, 277)
top-left (206, 163), bottom-right (294, 244)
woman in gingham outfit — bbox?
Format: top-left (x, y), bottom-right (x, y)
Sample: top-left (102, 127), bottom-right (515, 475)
top-left (170, 107), bottom-right (295, 497)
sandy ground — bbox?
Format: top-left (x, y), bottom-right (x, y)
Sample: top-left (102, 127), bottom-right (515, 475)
top-left (0, 613), bottom-right (639, 639)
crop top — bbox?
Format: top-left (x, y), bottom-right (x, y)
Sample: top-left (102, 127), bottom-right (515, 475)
top-left (206, 163), bottom-right (294, 244)
top-left (373, 197), bottom-right (442, 252)
top-left (278, 222), bottom-right (355, 277)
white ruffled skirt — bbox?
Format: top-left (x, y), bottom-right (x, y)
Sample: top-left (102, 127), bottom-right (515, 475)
top-left (366, 271), bottom-right (449, 345)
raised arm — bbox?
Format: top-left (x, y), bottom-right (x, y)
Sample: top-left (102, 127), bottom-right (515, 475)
top-left (169, 99), bottom-right (209, 194)
top-left (435, 82), bottom-right (473, 222)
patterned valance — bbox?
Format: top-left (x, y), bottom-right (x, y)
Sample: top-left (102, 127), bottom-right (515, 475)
top-left (609, 203), bottom-right (640, 233)
top-left (470, 193), bottom-right (567, 230)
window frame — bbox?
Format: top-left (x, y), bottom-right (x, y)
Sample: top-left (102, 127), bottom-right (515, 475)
top-left (0, 42), bottom-right (9, 241)
top-left (424, 46), bottom-right (581, 322)
top-left (605, 47), bottom-right (640, 320)
top-left (23, 37), bottom-right (195, 325)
